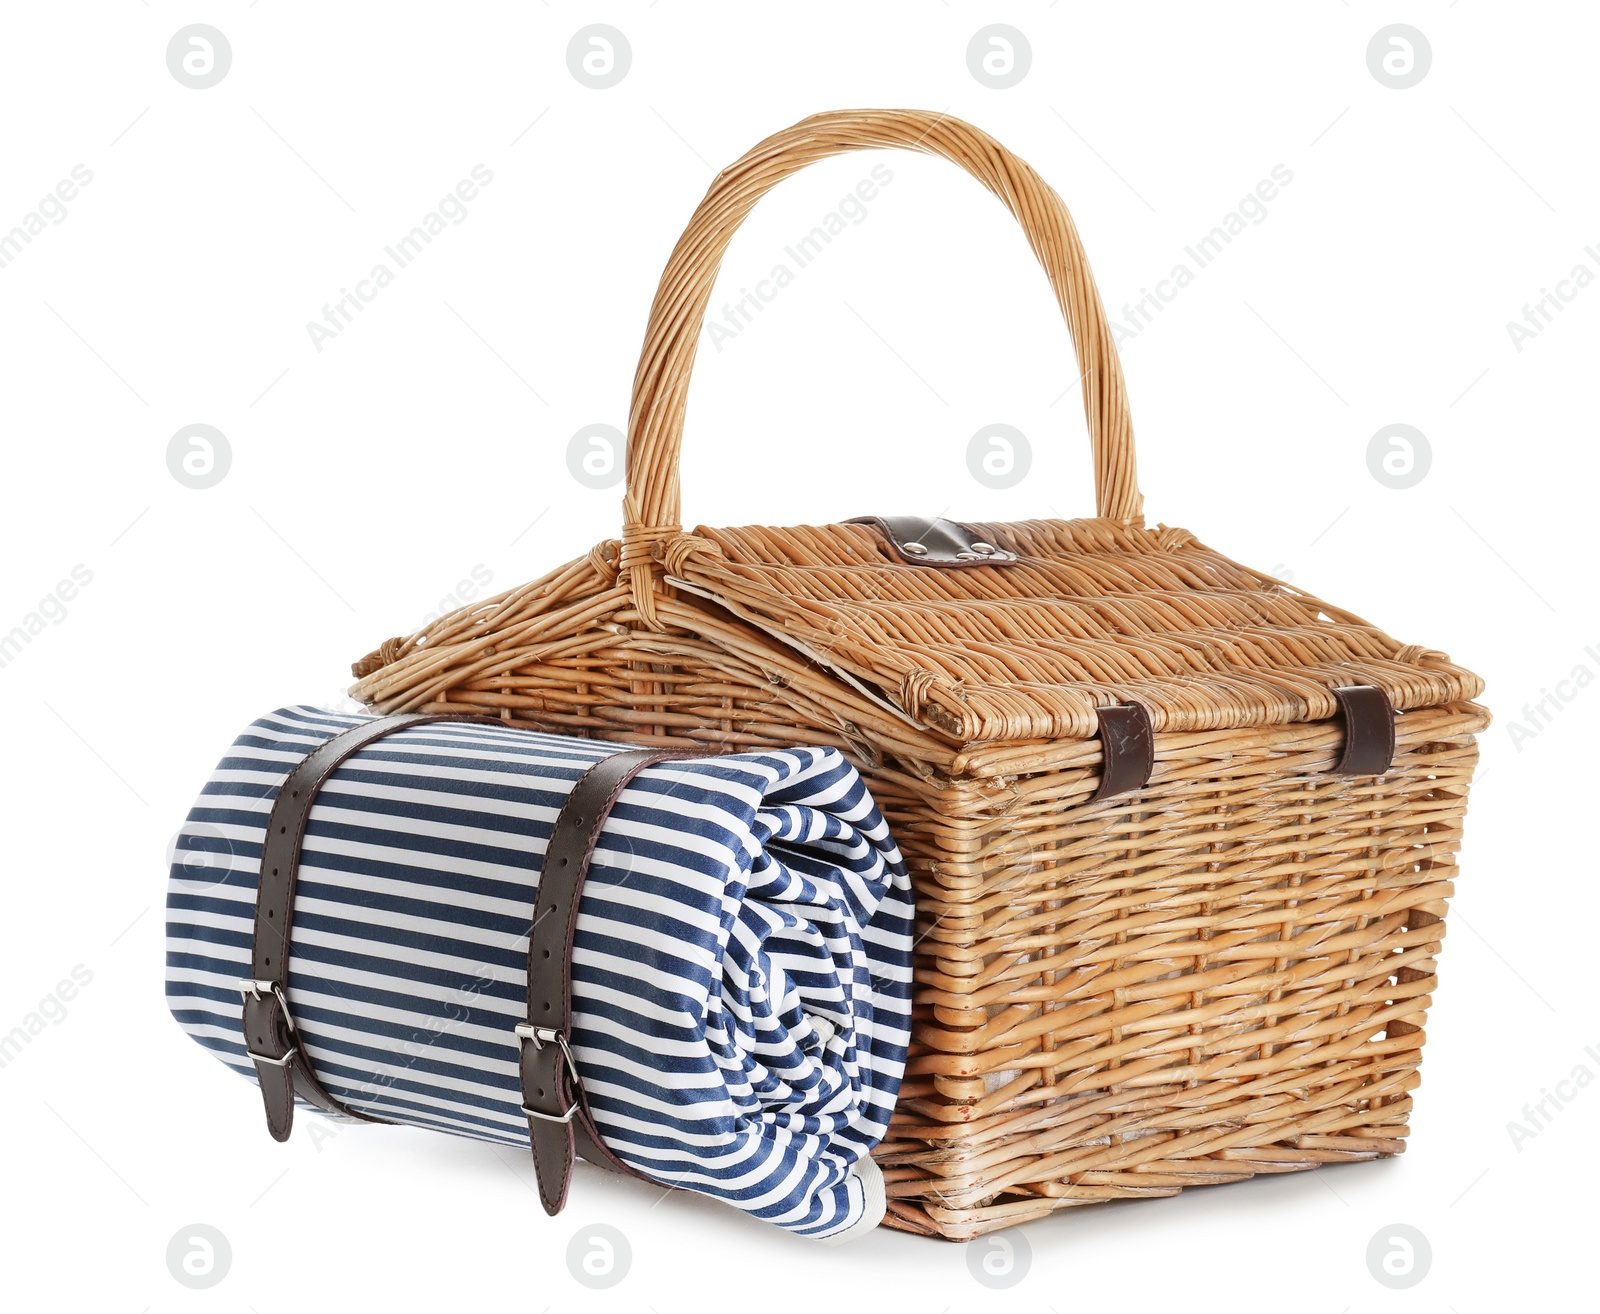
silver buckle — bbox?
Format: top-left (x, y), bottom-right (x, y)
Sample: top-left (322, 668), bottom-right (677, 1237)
top-left (515, 1023), bottom-right (576, 1070)
top-left (515, 1023), bottom-right (580, 1123)
top-left (247, 1046), bottom-right (299, 1069)
top-left (520, 1099), bottom-right (579, 1124)
top-left (238, 978), bottom-right (297, 1033)
top-left (239, 978), bottom-right (300, 1067)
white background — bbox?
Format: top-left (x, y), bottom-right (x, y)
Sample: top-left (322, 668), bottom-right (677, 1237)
top-left (1, 2), bottom-right (1595, 1309)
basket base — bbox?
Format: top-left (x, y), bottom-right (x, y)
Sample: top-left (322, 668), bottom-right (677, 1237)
top-left (878, 1128), bottom-right (1404, 1240)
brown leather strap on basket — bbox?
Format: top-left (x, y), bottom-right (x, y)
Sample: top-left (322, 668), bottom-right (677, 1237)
top-left (848, 515), bottom-right (1018, 567)
top-left (243, 712), bottom-right (504, 1142)
top-left (1331, 684), bottom-right (1396, 776)
top-left (519, 746), bottom-right (700, 1215)
top-left (1090, 702), bottom-right (1154, 803)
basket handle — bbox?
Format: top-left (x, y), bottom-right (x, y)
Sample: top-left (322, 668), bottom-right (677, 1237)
top-left (621, 108), bottom-right (1142, 624)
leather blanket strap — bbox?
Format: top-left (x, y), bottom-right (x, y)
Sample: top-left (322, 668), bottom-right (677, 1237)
top-left (519, 746), bottom-right (703, 1216)
top-left (242, 712), bottom-right (504, 1142)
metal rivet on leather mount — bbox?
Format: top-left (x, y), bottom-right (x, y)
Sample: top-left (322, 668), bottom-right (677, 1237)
top-left (970, 541), bottom-right (996, 554)
top-left (903, 542), bottom-right (928, 555)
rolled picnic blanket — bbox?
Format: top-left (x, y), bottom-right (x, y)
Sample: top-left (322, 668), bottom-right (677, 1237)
top-left (165, 706), bottom-right (914, 1240)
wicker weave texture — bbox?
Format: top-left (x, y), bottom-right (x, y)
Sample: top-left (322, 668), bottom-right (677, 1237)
top-left (873, 704), bottom-right (1483, 1237)
top-left (349, 109), bottom-right (1487, 1239)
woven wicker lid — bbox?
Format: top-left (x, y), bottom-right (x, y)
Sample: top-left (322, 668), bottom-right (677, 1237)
top-left (350, 111), bottom-right (1482, 754)
top-left (656, 516), bottom-right (1482, 745)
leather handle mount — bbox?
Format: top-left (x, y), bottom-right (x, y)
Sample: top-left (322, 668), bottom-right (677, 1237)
top-left (241, 713), bottom-right (698, 1215)
top-left (849, 515), bottom-right (1018, 567)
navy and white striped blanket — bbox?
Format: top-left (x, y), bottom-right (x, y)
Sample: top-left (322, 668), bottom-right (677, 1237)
top-left (165, 706), bottom-right (914, 1239)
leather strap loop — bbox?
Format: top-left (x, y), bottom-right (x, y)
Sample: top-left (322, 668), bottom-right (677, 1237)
top-left (245, 712), bottom-right (503, 1142)
top-left (520, 746), bottom-right (700, 1215)
top-left (1089, 702), bottom-right (1154, 803)
top-left (1331, 685), bottom-right (1396, 776)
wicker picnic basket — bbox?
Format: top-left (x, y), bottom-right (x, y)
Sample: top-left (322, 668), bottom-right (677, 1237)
top-left (350, 109), bottom-right (1488, 1239)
